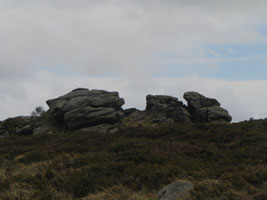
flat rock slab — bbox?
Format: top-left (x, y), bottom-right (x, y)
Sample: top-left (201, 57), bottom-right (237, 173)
top-left (158, 181), bottom-right (193, 200)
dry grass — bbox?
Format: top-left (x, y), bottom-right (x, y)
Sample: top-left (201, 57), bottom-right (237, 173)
top-left (1, 119), bottom-right (267, 199)
top-left (82, 184), bottom-right (157, 200)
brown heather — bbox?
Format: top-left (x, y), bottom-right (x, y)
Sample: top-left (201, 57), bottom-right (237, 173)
top-left (1, 119), bottom-right (267, 199)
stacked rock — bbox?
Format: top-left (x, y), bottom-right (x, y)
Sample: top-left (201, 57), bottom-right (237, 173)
top-left (146, 95), bottom-right (191, 123)
top-left (46, 88), bottom-right (125, 130)
top-left (183, 91), bottom-right (232, 123)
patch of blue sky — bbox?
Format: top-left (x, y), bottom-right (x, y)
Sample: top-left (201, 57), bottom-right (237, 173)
top-left (206, 43), bottom-right (267, 58)
top-left (157, 43), bottom-right (267, 80)
top-left (258, 25), bottom-right (267, 38)
top-left (206, 55), bottom-right (267, 80)
top-left (204, 43), bottom-right (267, 80)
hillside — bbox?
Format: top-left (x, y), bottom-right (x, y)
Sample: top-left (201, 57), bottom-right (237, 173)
top-left (0, 119), bottom-right (267, 200)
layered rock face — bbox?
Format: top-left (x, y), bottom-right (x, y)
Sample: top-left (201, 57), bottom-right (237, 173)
top-left (46, 88), bottom-right (125, 130)
top-left (184, 91), bottom-right (232, 123)
top-left (145, 92), bottom-right (232, 124)
top-left (146, 95), bottom-right (191, 123)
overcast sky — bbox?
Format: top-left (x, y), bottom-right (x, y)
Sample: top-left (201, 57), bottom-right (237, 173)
top-left (1, 0), bottom-right (267, 121)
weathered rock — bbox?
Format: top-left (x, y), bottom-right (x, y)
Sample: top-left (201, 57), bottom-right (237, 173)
top-left (146, 95), bottom-right (183, 111)
top-left (46, 88), bottom-right (125, 130)
top-left (0, 116), bottom-right (34, 135)
top-left (184, 91), bottom-right (220, 110)
top-left (158, 180), bottom-right (193, 200)
top-left (33, 125), bottom-right (53, 135)
top-left (123, 108), bottom-right (140, 116)
top-left (184, 91), bottom-right (232, 123)
top-left (0, 121), bottom-right (3, 135)
top-left (123, 110), bottom-right (146, 123)
top-left (80, 124), bottom-right (118, 134)
top-left (16, 124), bottom-right (33, 135)
top-left (64, 106), bottom-right (123, 130)
top-left (150, 114), bottom-right (174, 123)
top-left (171, 107), bottom-right (192, 123)
top-left (0, 130), bottom-right (8, 137)
top-left (47, 88), bottom-right (124, 111)
top-left (146, 95), bottom-right (191, 123)
top-left (196, 106), bottom-right (232, 122)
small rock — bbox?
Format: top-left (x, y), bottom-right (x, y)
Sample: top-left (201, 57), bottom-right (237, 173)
top-left (109, 127), bottom-right (119, 134)
top-left (123, 108), bottom-right (140, 116)
top-left (16, 124), bottom-right (33, 135)
top-left (150, 115), bottom-right (174, 123)
top-left (158, 180), bottom-right (193, 200)
top-left (80, 124), bottom-right (113, 133)
top-left (33, 126), bottom-right (52, 135)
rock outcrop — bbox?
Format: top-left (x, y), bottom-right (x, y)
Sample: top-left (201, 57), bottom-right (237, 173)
top-left (0, 115), bottom-right (56, 137)
top-left (143, 92), bottom-right (231, 124)
top-left (146, 95), bottom-right (191, 123)
top-left (0, 116), bottom-right (34, 136)
top-left (46, 88), bottom-right (125, 130)
top-left (0, 89), bottom-right (232, 136)
top-left (184, 91), bottom-right (232, 123)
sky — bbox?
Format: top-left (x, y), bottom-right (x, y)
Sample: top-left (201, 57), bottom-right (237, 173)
top-left (1, 0), bottom-right (267, 121)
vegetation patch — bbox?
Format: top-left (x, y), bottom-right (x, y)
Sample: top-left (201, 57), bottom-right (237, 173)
top-left (0, 119), bottom-right (267, 199)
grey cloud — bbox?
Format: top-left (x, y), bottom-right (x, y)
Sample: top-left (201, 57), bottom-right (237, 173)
top-left (1, 0), bottom-right (267, 79)
top-left (1, 1), bottom-right (267, 120)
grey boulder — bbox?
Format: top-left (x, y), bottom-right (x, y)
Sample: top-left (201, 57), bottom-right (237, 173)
top-left (146, 95), bottom-right (191, 123)
top-left (123, 108), bottom-right (140, 116)
top-left (184, 91), bottom-right (220, 110)
top-left (146, 95), bottom-right (183, 110)
top-left (196, 106), bottom-right (232, 122)
top-left (80, 124), bottom-right (118, 134)
top-left (46, 88), bottom-right (125, 130)
top-left (184, 91), bottom-right (232, 123)
top-left (47, 88), bottom-right (124, 110)
top-left (33, 125), bottom-right (53, 135)
top-left (158, 180), bottom-right (193, 200)
top-left (16, 124), bottom-right (33, 135)
top-left (0, 116), bottom-right (34, 136)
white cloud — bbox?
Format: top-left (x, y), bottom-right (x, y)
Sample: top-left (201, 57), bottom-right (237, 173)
top-left (0, 70), bottom-right (265, 122)
top-left (1, 0), bottom-right (267, 78)
top-left (1, 1), bottom-right (267, 121)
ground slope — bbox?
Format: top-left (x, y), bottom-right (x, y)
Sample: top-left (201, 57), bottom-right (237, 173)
top-left (0, 120), bottom-right (267, 200)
